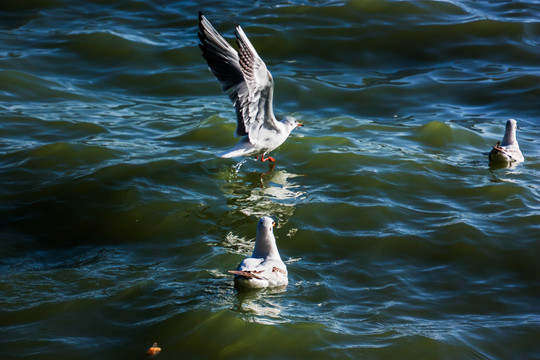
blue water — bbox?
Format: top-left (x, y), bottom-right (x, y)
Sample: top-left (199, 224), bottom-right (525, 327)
top-left (1, 1), bottom-right (539, 359)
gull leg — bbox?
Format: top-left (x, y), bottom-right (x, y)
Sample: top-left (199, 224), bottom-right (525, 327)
top-left (259, 154), bottom-right (275, 163)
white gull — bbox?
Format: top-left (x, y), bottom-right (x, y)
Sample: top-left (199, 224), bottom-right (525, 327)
top-left (229, 216), bottom-right (288, 289)
top-left (489, 119), bottom-right (524, 164)
top-left (198, 12), bottom-right (302, 163)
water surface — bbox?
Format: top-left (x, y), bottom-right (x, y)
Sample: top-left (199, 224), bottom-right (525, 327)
top-left (1, 1), bottom-right (539, 359)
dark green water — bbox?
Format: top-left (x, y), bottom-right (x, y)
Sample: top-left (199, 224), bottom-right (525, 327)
top-left (1, 1), bottom-right (539, 359)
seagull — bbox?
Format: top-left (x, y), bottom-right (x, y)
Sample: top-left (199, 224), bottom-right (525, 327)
top-left (198, 12), bottom-right (302, 163)
top-left (489, 119), bottom-right (524, 164)
top-left (229, 216), bottom-right (288, 289)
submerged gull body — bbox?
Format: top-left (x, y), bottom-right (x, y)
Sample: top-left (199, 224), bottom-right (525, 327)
top-left (229, 217), bottom-right (288, 289)
top-left (489, 119), bottom-right (524, 164)
top-left (198, 12), bottom-right (302, 163)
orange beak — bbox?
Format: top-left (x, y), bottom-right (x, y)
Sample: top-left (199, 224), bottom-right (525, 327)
top-left (297, 123), bottom-right (303, 127)
top-left (272, 221), bottom-right (276, 227)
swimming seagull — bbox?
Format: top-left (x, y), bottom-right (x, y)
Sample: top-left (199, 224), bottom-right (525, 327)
top-left (488, 119), bottom-right (524, 164)
top-left (198, 12), bottom-right (302, 163)
top-left (229, 217), bottom-right (288, 289)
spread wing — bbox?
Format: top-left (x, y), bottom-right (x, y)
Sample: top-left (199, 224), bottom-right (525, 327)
top-left (198, 12), bottom-right (279, 144)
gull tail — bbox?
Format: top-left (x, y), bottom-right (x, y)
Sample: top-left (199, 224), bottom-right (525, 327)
top-left (217, 139), bottom-right (254, 158)
top-left (218, 149), bottom-right (244, 158)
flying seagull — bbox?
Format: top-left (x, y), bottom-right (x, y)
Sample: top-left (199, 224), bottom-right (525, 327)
top-left (229, 216), bottom-right (288, 289)
top-left (198, 12), bottom-right (302, 163)
top-left (488, 119), bottom-right (524, 164)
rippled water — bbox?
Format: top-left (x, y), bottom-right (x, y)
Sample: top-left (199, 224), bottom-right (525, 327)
top-left (1, 1), bottom-right (540, 359)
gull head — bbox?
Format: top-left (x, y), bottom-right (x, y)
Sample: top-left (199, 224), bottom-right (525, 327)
top-left (257, 216), bottom-right (276, 235)
top-left (501, 119), bottom-right (518, 146)
top-left (282, 116), bottom-right (303, 133)
top-left (253, 216), bottom-right (278, 258)
top-left (506, 118), bottom-right (517, 132)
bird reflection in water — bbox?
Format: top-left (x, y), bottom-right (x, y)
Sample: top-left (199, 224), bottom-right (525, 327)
top-left (231, 286), bottom-right (288, 325)
top-left (218, 163), bottom-right (306, 223)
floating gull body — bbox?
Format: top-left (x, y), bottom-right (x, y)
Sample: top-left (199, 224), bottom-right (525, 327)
top-left (229, 217), bottom-right (288, 289)
top-left (489, 119), bottom-right (524, 164)
top-left (198, 12), bottom-right (302, 163)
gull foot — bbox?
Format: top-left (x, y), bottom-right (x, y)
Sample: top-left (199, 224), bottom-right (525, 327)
top-left (257, 154), bottom-right (275, 163)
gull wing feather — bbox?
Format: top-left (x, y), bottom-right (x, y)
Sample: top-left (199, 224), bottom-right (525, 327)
top-left (198, 13), bottom-right (242, 95)
top-left (198, 12), bottom-right (278, 144)
top-left (235, 25), bottom-right (279, 143)
top-left (228, 270), bottom-right (265, 280)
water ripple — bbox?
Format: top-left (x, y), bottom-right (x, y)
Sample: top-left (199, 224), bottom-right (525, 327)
top-left (1, 1), bottom-right (540, 359)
